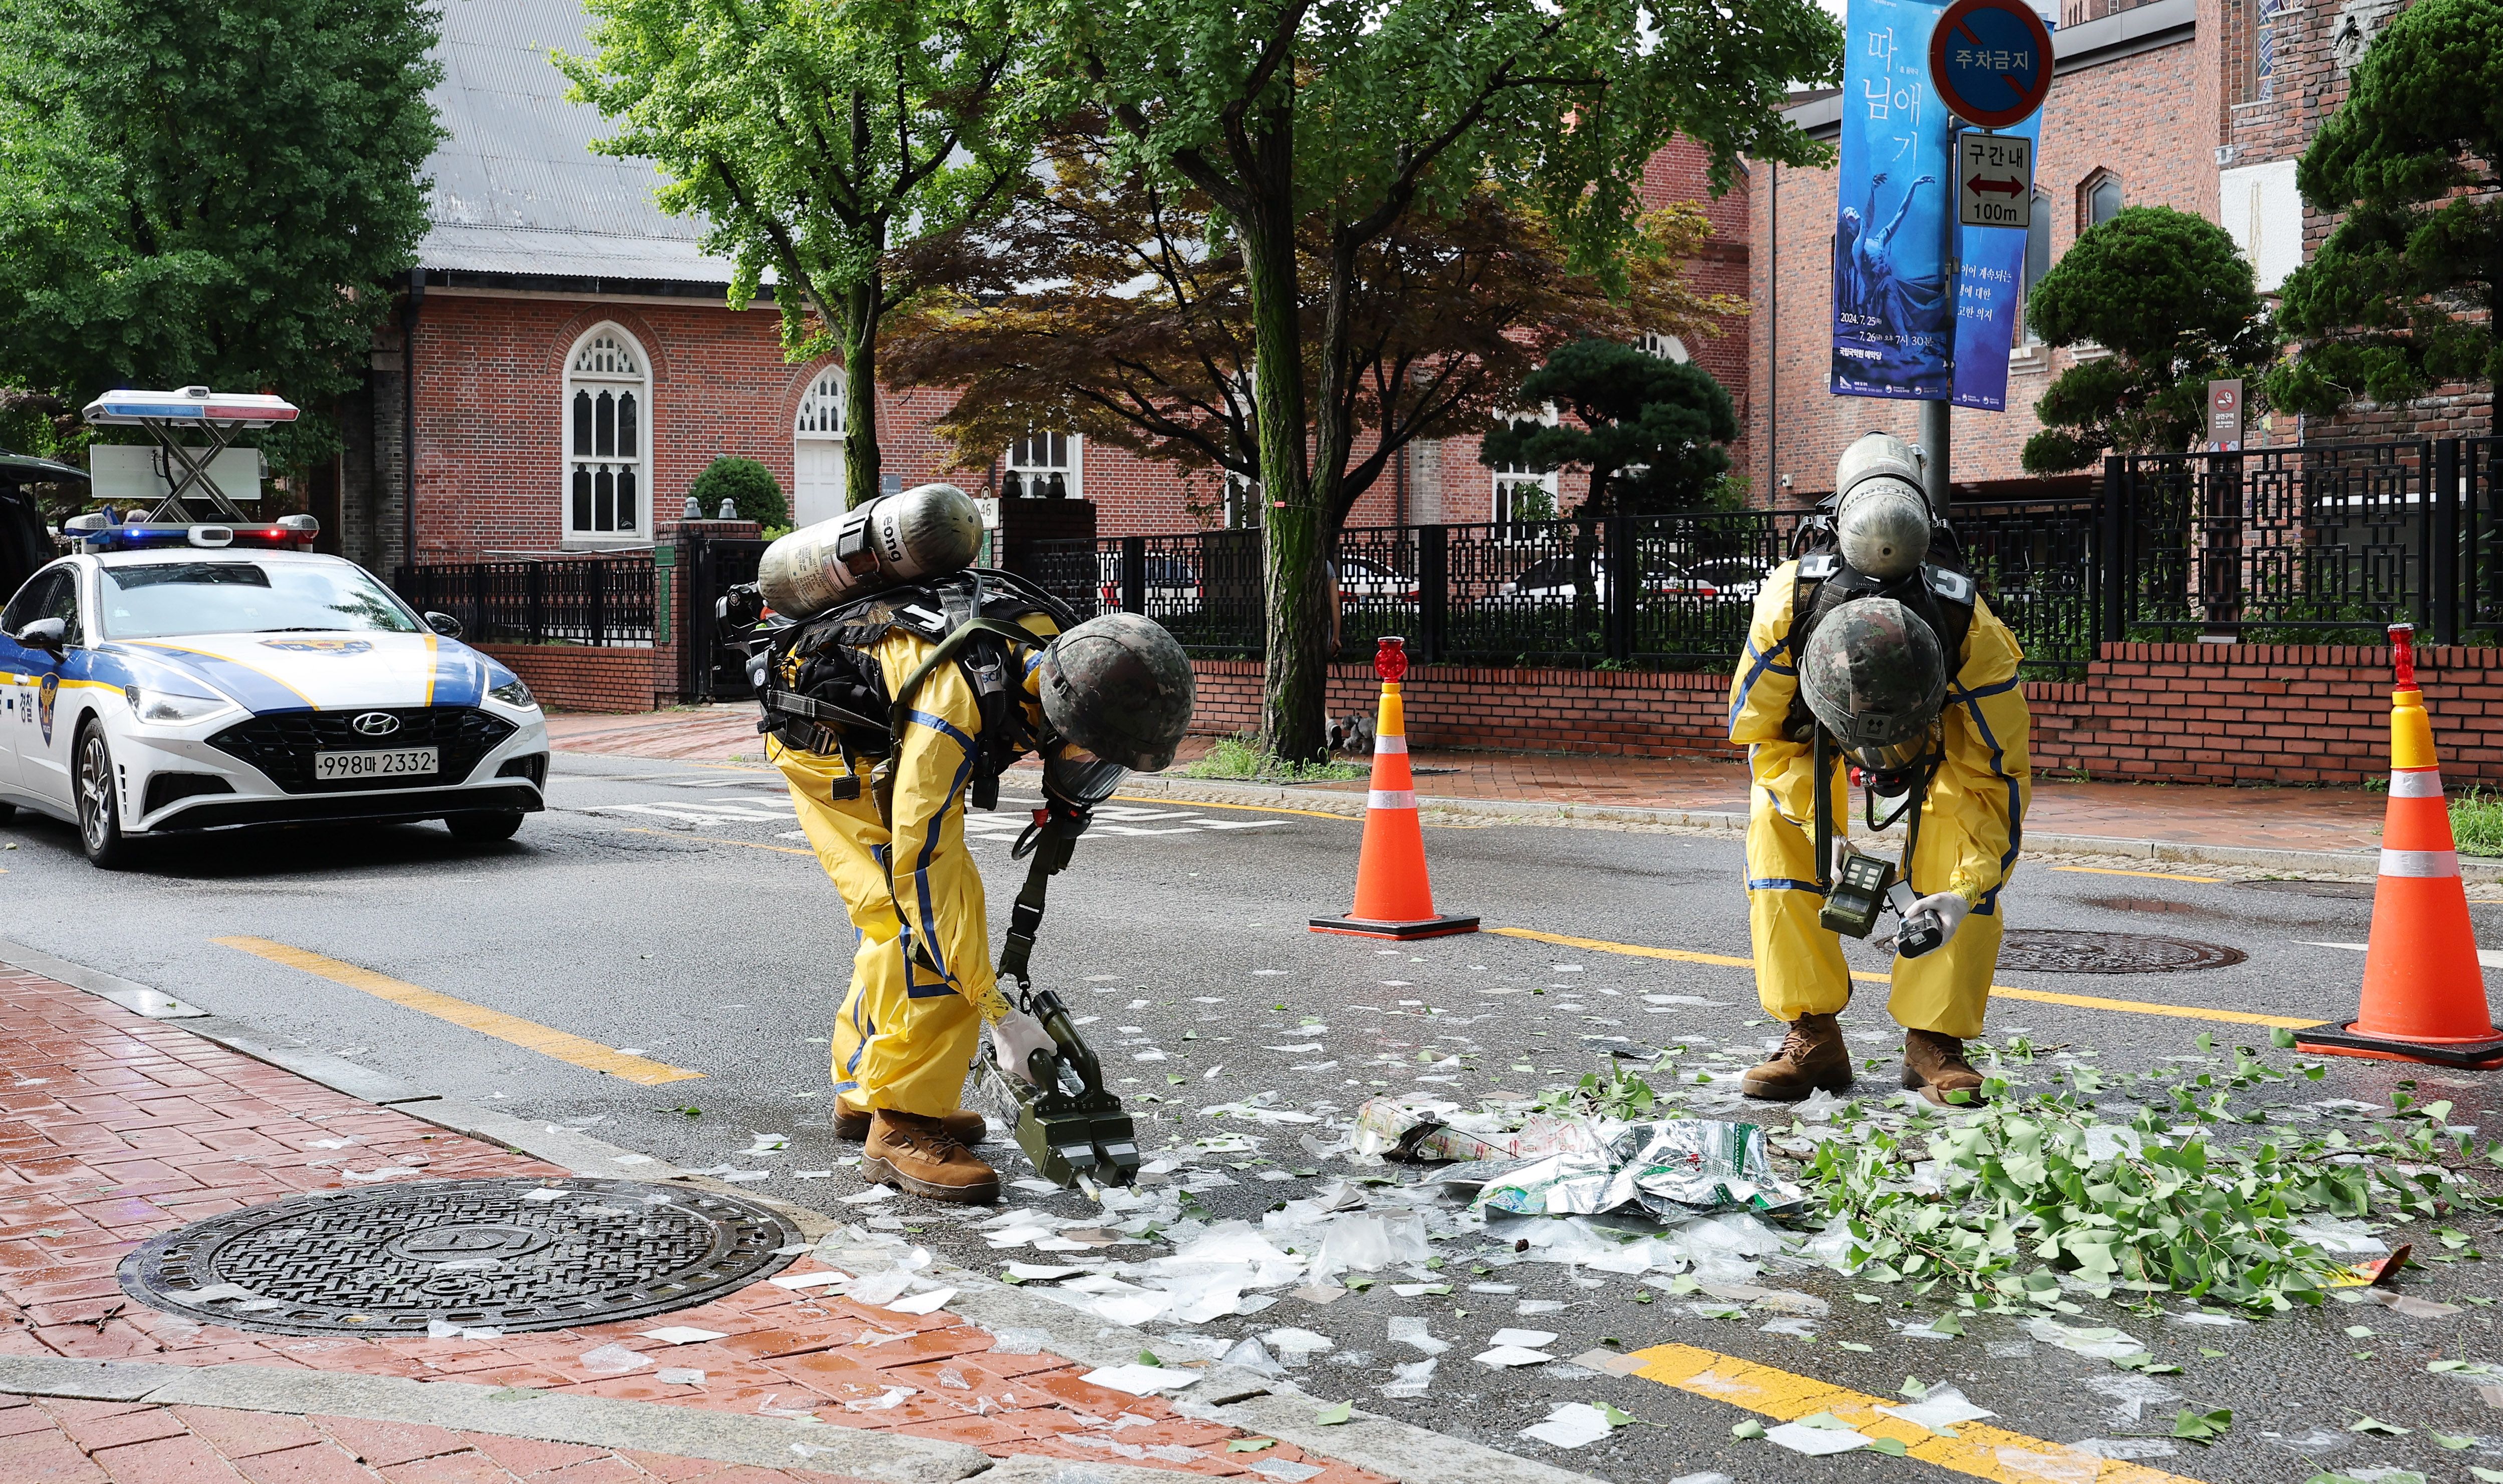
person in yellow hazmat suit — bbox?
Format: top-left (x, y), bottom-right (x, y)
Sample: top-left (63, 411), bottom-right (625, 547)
top-left (763, 591), bottom-right (1193, 1204)
top-left (1725, 432), bottom-right (2029, 1107)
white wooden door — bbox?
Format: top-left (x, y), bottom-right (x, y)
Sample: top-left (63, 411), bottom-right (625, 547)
top-left (793, 440), bottom-right (846, 528)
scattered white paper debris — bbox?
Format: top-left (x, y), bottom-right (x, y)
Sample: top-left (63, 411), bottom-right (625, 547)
top-left (843, 1385), bottom-right (917, 1411)
top-left (578, 1344), bottom-right (650, 1374)
top-left (1475, 1345), bottom-right (1555, 1368)
top-left (1488, 1328), bottom-right (1558, 1349)
top-left (770, 1271), bottom-right (850, 1291)
top-left (1261, 1327), bottom-right (1336, 1354)
top-left (883, 1287), bottom-right (956, 1316)
top-left (657, 1367), bottom-right (704, 1385)
top-left (1765, 1422), bottom-right (1871, 1456)
top-left (1521, 1402), bottom-right (1617, 1449)
top-left (1880, 1385), bottom-right (1995, 1429)
top-left (840, 1186), bottom-right (899, 1205)
top-left (1249, 1461), bottom-right (1324, 1483)
top-left (640, 1327), bottom-right (724, 1346)
top-left (1082, 1364), bottom-right (1201, 1395)
top-left (1386, 1317), bottom-right (1449, 1356)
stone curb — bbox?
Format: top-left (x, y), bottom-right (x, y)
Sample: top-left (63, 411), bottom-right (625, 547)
top-left (0, 1355), bottom-right (988, 1482)
top-left (1111, 772), bottom-right (2483, 881)
top-left (9, 944), bottom-right (1612, 1484)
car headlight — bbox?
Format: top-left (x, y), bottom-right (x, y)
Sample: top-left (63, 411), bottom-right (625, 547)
top-left (131, 690), bottom-right (236, 725)
top-left (488, 676), bottom-right (536, 709)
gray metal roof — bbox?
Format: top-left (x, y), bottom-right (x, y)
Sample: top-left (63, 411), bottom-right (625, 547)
top-left (420, 0), bottom-right (731, 284)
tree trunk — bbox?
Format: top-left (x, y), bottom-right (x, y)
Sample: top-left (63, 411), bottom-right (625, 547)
top-left (841, 275), bottom-right (882, 510)
top-left (1238, 115), bottom-right (1329, 764)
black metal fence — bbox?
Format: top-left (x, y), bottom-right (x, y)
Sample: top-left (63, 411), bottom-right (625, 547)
top-left (2105, 438), bottom-right (2503, 645)
top-left (392, 556), bottom-right (656, 648)
top-left (1032, 498), bottom-right (2102, 676)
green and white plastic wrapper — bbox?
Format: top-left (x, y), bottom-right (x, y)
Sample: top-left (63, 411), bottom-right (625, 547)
top-left (1472, 1119), bottom-right (1806, 1220)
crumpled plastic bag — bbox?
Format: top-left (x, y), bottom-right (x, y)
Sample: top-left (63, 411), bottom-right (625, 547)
top-left (1474, 1119), bottom-right (1805, 1220)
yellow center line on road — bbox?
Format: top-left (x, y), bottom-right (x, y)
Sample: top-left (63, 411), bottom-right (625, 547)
top-left (2051, 865), bottom-right (2225, 883)
top-left (213, 936), bottom-right (704, 1085)
top-left (1110, 793), bottom-right (1357, 821)
top-left (1628, 1342), bottom-right (2202, 1484)
top-left (1488, 926), bottom-right (2326, 1031)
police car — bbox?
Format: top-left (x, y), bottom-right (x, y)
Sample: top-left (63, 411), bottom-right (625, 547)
top-left (0, 517), bottom-right (550, 867)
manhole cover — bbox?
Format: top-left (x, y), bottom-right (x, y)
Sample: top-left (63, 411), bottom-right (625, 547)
top-left (118, 1177), bottom-right (800, 1336)
top-left (1996, 930), bottom-right (2246, 974)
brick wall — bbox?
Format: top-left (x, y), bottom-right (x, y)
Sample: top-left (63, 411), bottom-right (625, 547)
top-left (2031, 641), bottom-right (2503, 786)
top-left (1188, 659), bottom-right (1744, 759)
top-left (1191, 641), bottom-right (2503, 786)
top-left (477, 643), bottom-right (667, 715)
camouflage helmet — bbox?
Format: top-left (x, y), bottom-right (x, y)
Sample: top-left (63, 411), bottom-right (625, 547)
top-left (1038, 613), bottom-right (1195, 772)
top-left (1798, 598), bottom-right (1947, 772)
top-left (1833, 432), bottom-right (1931, 579)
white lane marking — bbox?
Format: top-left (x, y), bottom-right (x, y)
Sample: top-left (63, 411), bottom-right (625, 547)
top-left (2300, 939), bottom-right (2503, 970)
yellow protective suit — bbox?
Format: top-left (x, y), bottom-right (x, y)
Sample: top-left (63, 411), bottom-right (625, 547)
top-left (771, 613), bottom-right (1057, 1119)
top-left (1725, 561), bottom-right (2030, 1037)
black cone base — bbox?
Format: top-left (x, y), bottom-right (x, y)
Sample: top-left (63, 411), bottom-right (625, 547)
top-left (2293, 1021), bottom-right (2503, 1070)
top-left (1309, 913), bottom-right (1480, 940)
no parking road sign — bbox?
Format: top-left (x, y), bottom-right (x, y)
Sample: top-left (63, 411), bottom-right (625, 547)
top-left (1929, 0), bottom-right (2055, 130)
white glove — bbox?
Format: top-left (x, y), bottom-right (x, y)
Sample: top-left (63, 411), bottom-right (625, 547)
top-left (1906, 891), bottom-right (1971, 948)
top-left (989, 1010), bottom-right (1057, 1086)
top-left (1831, 837), bottom-right (1856, 879)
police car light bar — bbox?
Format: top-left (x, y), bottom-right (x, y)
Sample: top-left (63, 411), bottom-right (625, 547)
top-left (81, 387), bottom-right (300, 428)
top-left (64, 514), bottom-right (319, 552)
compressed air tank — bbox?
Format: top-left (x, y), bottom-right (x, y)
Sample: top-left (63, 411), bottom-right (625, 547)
top-left (1832, 432), bottom-right (1933, 579)
top-left (756, 482), bottom-right (983, 621)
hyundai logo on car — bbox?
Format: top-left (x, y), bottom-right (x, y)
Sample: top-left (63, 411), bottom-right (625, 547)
top-left (352, 712), bottom-right (402, 737)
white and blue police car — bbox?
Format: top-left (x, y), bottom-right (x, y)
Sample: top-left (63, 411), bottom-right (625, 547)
top-left (0, 516), bottom-right (549, 867)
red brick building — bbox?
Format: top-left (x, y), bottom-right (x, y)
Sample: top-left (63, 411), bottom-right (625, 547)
top-left (1745, 0), bottom-right (2474, 504)
top-left (334, 0), bottom-right (1754, 572)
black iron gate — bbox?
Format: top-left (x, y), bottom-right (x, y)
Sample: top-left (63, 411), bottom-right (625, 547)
top-left (681, 533), bottom-right (771, 701)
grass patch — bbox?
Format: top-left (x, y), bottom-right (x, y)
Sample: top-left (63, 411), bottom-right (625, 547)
top-left (2454, 787), bottom-right (2503, 857)
top-left (1179, 733), bottom-right (1366, 783)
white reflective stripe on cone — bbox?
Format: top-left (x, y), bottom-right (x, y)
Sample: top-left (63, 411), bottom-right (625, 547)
top-left (2381, 847), bottom-right (2461, 878)
top-left (1369, 789), bottom-right (1418, 810)
top-left (1374, 735), bottom-right (1409, 754)
top-left (2389, 769), bottom-right (2445, 798)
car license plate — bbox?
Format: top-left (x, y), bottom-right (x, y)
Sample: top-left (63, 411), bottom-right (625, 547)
top-left (315, 747), bottom-right (438, 781)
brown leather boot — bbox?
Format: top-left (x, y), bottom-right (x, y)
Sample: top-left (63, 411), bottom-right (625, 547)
top-left (1740, 1012), bottom-right (1853, 1101)
top-left (835, 1101), bottom-right (987, 1144)
top-left (862, 1110), bottom-right (1001, 1204)
top-left (1902, 1029), bottom-right (1988, 1107)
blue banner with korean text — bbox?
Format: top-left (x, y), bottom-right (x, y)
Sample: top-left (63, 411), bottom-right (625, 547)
top-left (1948, 115), bottom-right (2044, 410)
top-left (1832, 0), bottom-right (1953, 402)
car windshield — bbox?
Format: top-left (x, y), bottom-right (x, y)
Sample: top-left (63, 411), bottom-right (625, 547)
top-left (99, 560), bottom-right (420, 640)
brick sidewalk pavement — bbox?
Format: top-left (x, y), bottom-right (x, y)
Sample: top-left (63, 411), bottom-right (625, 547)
top-left (2, 1392), bottom-right (863, 1483)
top-left (547, 708), bottom-right (2390, 857)
top-left (0, 967), bottom-right (1386, 1484)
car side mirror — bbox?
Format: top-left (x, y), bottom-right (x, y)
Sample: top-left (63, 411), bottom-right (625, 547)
top-left (423, 612), bottom-right (463, 639)
top-left (15, 618), bottom-right (65, 655)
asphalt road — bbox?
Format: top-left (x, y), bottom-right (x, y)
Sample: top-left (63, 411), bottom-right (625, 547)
top-left (7, 751), bottom-right (2503, 1483)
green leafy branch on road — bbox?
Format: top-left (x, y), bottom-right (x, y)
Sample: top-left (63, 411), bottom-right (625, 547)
top-left (1804, 1039), bottom-right (2495, 1314)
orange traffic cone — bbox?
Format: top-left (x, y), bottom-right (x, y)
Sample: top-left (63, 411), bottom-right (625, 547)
top-left (2297, 624), bottom-right (2503, 1068)
top-left (1310, 638), bottom-right (1478, 941)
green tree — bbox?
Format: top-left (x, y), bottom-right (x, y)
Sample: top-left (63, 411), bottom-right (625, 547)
top-left (1480, 338), bottom-right (1739, 518)
top-left (885, 126), bottom-right (1743, 512)
top-left (687, 455), bottom-right (787, 526)
top-left (1479, 336), bottom-right (1737, 639)
top-left (562, 0), bottom-right (1033, 512)
top-left (2020, 206), bottom-right (2276, 473)
top-left (0, 0), bottom-right (443, 472)
top-left (2266, 0), bottom-right (2503, 429)
top-left (1024, 0), bottom-right (1838, 760)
